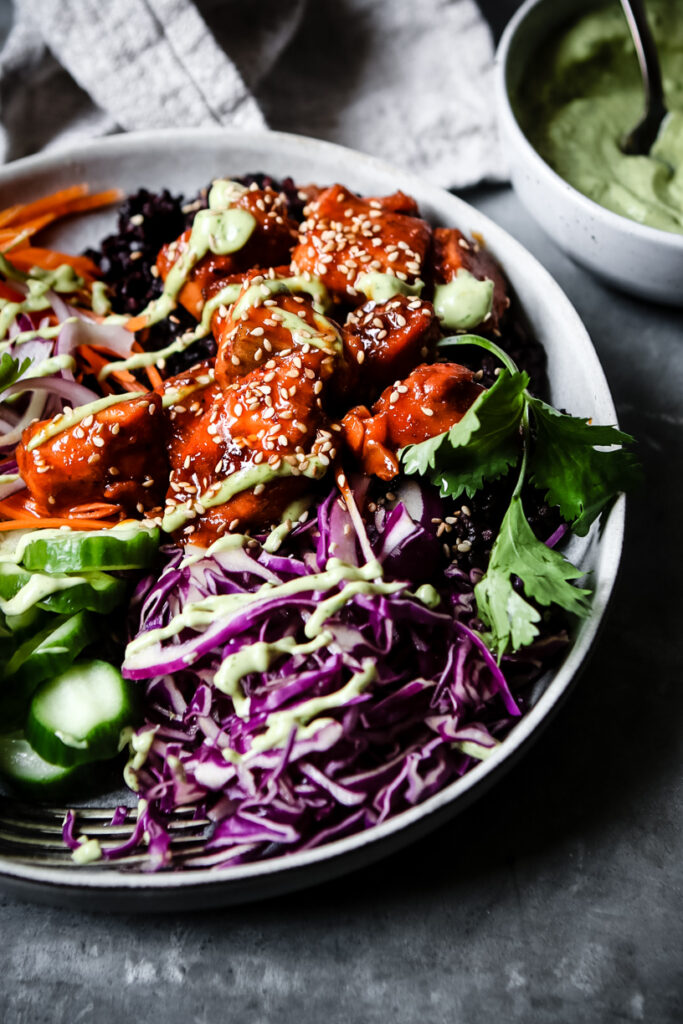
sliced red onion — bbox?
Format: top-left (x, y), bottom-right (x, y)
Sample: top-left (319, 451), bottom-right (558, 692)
top-left (0, 390), bottom-right (47, 447)
top-left (3, 375), bottom-right (98, 407)
top-left (545, 523), bottom-right (569, 549)
top-left (0, 409), bottom-right (20, 428)
top-left (50, 293), bottom-right (135, 359)
top-left (57, 316), bottom-right (135, 358)
top-left (0, 475), bottom-right (25, 501)
top-left (7, 312), bottom-right (34, 339)
top-left (10, 339), bottom-right (54, 369)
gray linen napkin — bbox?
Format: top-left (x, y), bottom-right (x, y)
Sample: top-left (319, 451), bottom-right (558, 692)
top-left (0, 0), bottom-right (505, 187)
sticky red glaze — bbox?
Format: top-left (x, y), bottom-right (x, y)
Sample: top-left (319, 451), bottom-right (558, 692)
top-left (16, 393), bottom-right (168, 514)
top-left (341, 362), bottom-right (484, 480)
top-left (13, 181), bottom-right (519, 546)
top-left (342, 294), bottom-right (440, 398)
top-left (291, 185), bottom-right (431, 301)
top-left (431, 228), bottom-right (511, 333)
top-left (213, 271), bottom-right (339, 389)
top-left (156, 187), bottom-right (298, 319)
top-left (162, 352), bottom-right (334, 544)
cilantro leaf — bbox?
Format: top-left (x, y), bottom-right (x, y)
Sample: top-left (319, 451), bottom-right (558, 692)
top-left (528, 398), bottom-right (642, 536)
top-left (474, 494), bottom-right (592, 657)
top-left (0, 353), bottom-right (31, 396)
top-left (400, 369), bottom-right (528, 500)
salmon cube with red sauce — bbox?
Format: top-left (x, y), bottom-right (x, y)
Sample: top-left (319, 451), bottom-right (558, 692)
top-left (156, 361), bottom-right (216, 469)
top-left (431, 228), bottom-right (510, 333)
top-left (16, 393), bottom-right (168, 514)
top-left (342, 294), bottom-right (440, 398)
top-left (163, 352), bottom-right (336, 545)
top-left (341, 363), bottom-right (484, 480)
top-left (291, 185), bottom-right (431, 301)
top-left (213, 270), bottom-right (341, 389)
top-left (156, 186), bottom-right (298, 320)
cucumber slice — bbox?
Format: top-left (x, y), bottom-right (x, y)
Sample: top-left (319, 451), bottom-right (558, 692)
top-left (26, 660), bottom-right (138, 767)
top-left (0, 529), bottom-right (30, 565)
top-left (0, 563), bottom-right (126, 616)
top-left (0, 611), bottom-right (96, 734)
top-left (1, 610), bottom-right (97, 731)
top-left (0, 733), bottom-right (84, 799)
top-left (0, 563), bottom-right (37, 599)
top-left (5, 604), bottom-right (49, 636)
top-left (20, 526), bottom-right (160, 574)
top-left (38, 572), bottom-right (127, 615)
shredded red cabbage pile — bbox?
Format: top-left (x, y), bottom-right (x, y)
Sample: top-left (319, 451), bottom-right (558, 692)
top-left (65, 480), bottom-right (565, 870)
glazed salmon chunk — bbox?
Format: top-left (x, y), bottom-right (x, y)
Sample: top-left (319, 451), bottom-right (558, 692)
top-left (342, 362), bottom-right (484, 480)
top-left (162, 352), bottom-right (337, 545)
top-left (213, 271), bottom-right (342, 388)
top-left (291, 185), bottom-right (431, 301)
top-left (342, 294), bottom-right (440, 398)
top-left (156, 184), bottom-right (298, 320)
top-left (16, 393), bottom-right (169, 514)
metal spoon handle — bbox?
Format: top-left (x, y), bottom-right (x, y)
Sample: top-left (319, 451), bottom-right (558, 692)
top-left (619, 0), bottom-right (668, 154)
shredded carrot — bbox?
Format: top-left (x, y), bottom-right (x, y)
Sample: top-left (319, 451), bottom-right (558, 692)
top-left (0, 491), bottom-right (122, 525)
top-left (0, 518), bottom-right (118, 531)
top-left (0, 204), bottom-right (25, 230)
top-left (76, 345), bottom-right (148, 394)
top-left (0, 185), bottom-right (121, 231)
top-left (0, 185), bottom-right (89, 228)
top-left (8, 246), bottom-right (100, 280)
top-left (124, 312), bottom-right (149, 333)
top-left (131, 341), bottom-right (163, 389)
top-left (0, 214), bottom-right (58, 248)
top-left (55, 189), bottom-right (122, 217)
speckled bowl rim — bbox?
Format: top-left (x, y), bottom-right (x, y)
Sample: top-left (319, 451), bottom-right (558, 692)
top-left (0, 128), bottom-right (625, 908)
top-left (495, 0), bottom-right (683, 251)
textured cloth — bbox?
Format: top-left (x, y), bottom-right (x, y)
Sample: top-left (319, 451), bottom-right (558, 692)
top-left (0, 0), bottom-right (505, 187)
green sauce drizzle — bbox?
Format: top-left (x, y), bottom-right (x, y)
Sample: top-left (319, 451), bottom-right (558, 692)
top-left (128, 180), bottom-right (257, 329)
top-left (161, 455), bottom-right (329, 534)
top-left (433, 270), bottom-right (494, 329)
top-left (354, 272), bottom-right (424, 302)
top-left (26, 391), bottom-right (139, 451)
top-left (0, 256), bottom-right (83, 341)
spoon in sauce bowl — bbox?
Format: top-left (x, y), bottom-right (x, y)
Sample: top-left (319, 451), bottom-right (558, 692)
top-left (619, 0), bottom-right (669, 155)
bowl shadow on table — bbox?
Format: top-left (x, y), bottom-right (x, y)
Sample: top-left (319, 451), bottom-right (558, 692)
top-left (244, 420), bottom-right (679, 921)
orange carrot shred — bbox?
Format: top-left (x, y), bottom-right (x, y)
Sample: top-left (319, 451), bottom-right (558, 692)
top-left (8, 247), bottom-right (100, 280)
top-left (0, 518), bottom-right (118, 531)
top-left (0, 184), bottom-right (122, 229)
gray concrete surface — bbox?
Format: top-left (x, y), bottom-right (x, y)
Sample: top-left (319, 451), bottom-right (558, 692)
top-left (1, 184), bottom-right (681, 1024)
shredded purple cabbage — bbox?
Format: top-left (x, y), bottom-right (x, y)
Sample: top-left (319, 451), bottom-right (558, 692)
top-left (66, 479), bottom-right (566, 870)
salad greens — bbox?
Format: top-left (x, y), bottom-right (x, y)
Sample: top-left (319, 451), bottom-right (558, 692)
top-left (0, 353), bottom-right (31, 397)
top-left (401, 335), bottom-right (640, 656)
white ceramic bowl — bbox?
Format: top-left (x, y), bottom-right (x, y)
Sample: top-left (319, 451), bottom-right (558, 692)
top-left (495, 0), bottom-right (683, 305)
top-left (0, 129), bottom-right (624, 910)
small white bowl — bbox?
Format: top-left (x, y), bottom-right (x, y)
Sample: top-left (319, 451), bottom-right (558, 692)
top-left (495, 0), bottom-right (683, 305)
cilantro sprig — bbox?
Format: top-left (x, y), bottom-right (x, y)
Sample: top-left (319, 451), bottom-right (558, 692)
top-left (0, 352), bottom-right (31, 396)
top-left (400, 335), bottom-right (640, 657)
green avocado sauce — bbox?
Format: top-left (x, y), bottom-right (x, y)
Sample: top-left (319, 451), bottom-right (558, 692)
top-left (25, 390), bottom-right (140, 451)
top-left (354, 272), bottom-right (424, 302)
top-left (161, 455), bottom-right (330, 534)
top-left (515, 0), bottom-right (683, 233)
top-left (433, 270), bottom-right (494, 330)
top-left (0, 257), bottom-right (84, 343)
top-left (135, 179), bottom-right (257, 328)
